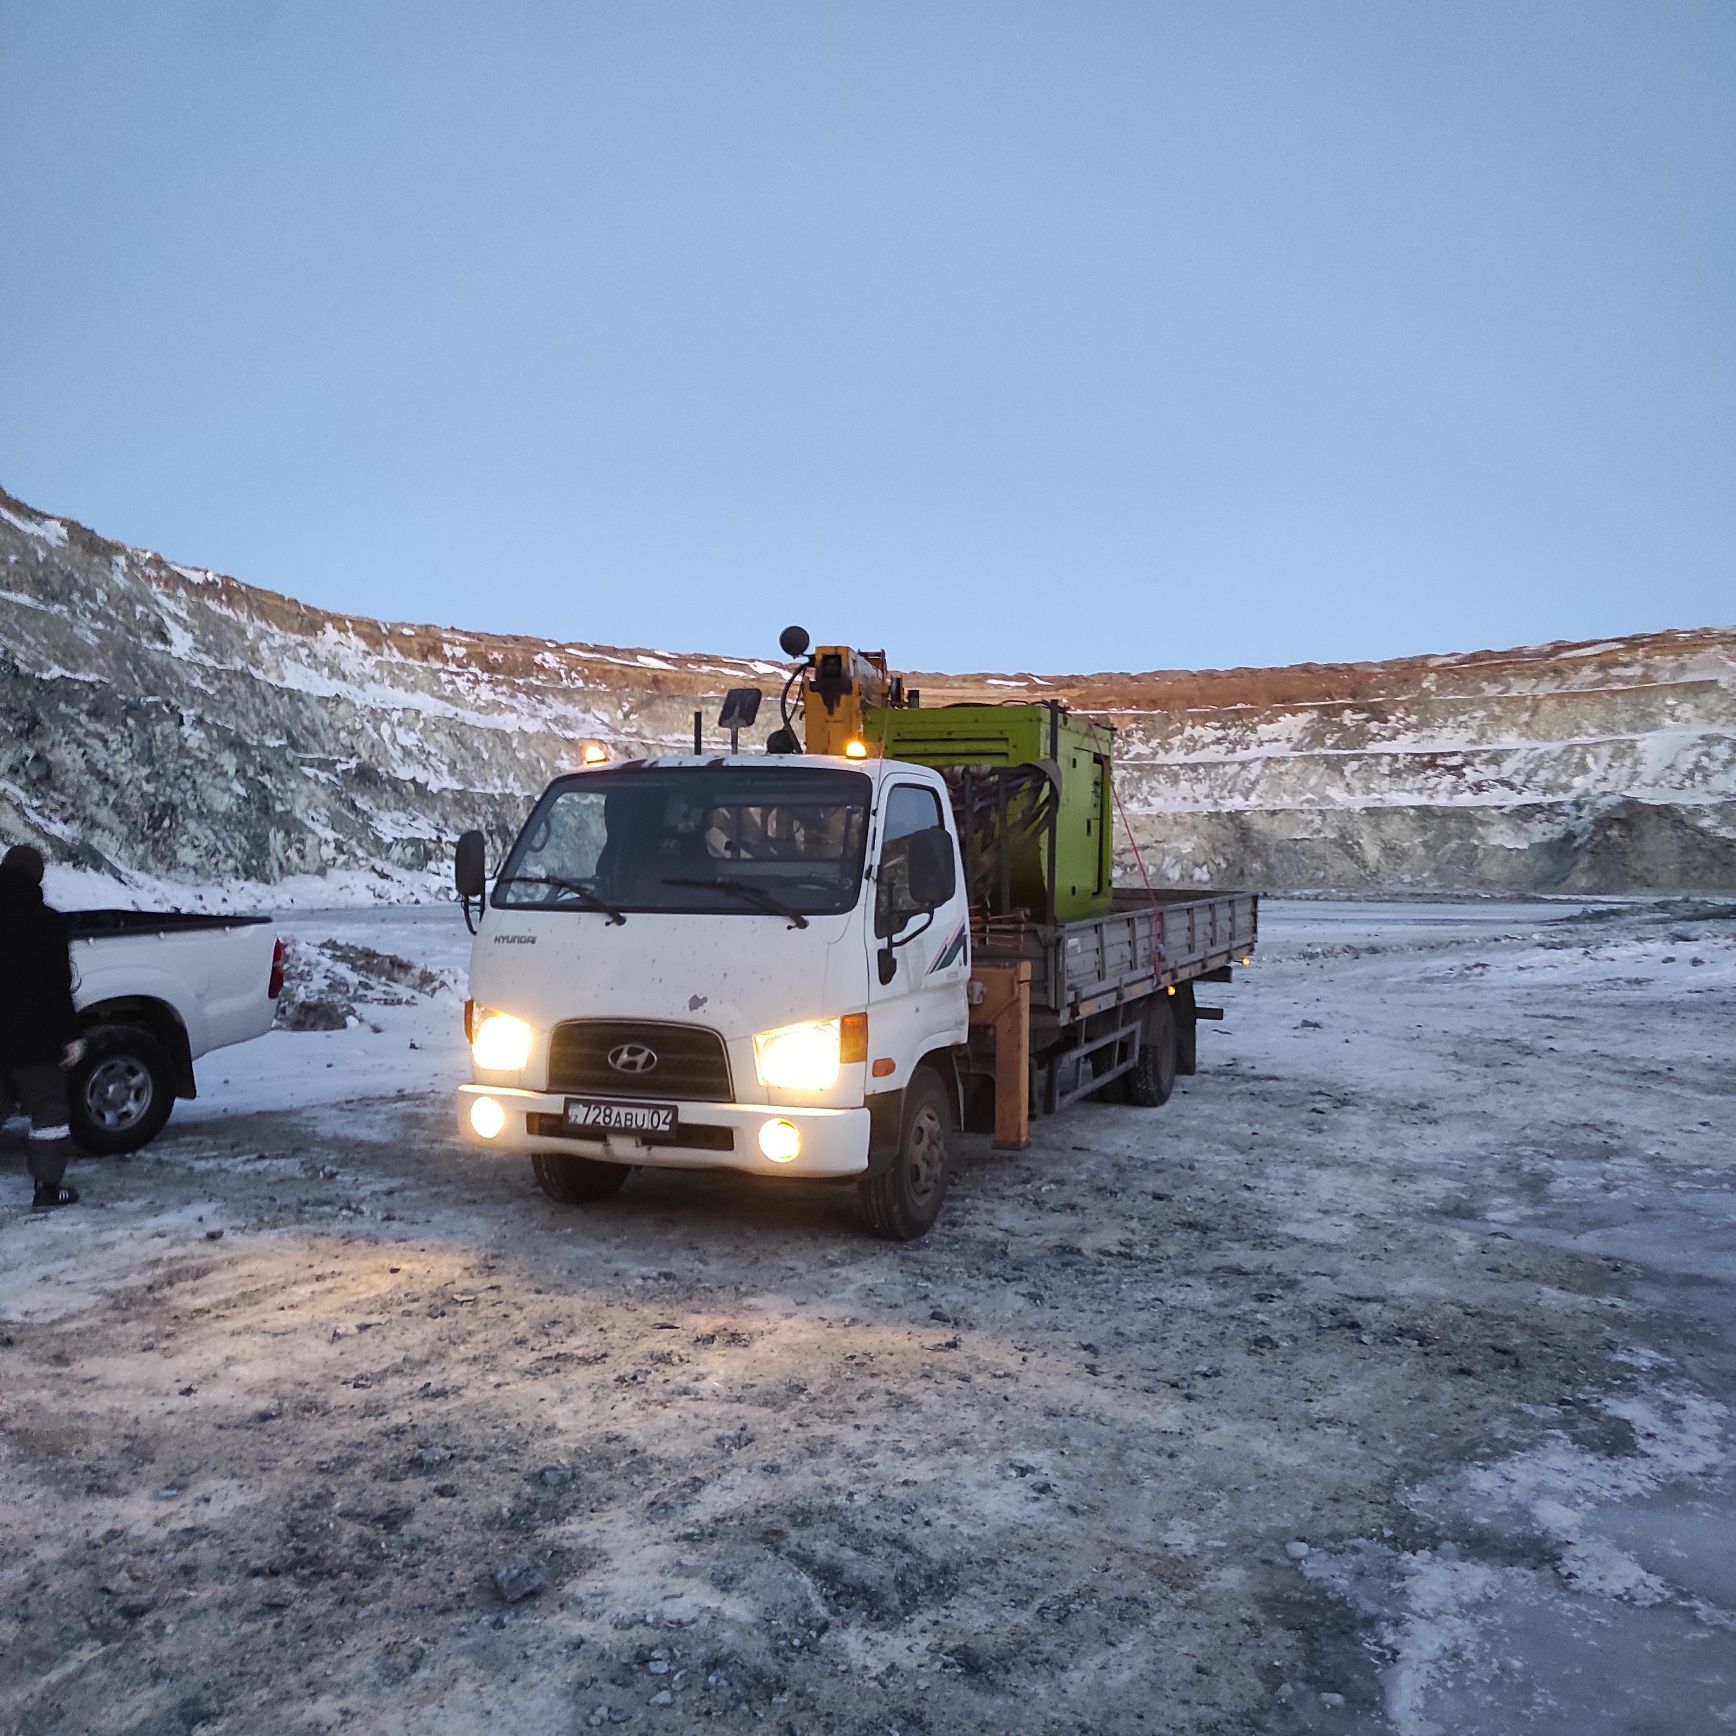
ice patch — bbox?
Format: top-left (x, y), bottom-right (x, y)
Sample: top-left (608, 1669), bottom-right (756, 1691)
top-left (1310, 1386), bottom-right (1733, 1734)
top-left (1459, 1388), bottom-right (1725, 1515)
top-left (1554, 1534), bottom-right (1670, 1604)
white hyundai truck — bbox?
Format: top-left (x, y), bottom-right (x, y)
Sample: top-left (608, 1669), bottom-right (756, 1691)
top-left (454, 742), bottom-right (1256, 1238)
top-left (456, 754), bottom-right (973, 1239)
top-left (456, 627), bottom-right (1256, 1239)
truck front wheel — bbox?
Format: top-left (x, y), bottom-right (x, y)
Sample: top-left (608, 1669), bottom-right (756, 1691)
top-left (531, 1152), bottom-right (630, 1204)
top-left (857, 1070), bottom-right (952, 1241)
top-left (1125, 998), bottom-right (1178, 1107)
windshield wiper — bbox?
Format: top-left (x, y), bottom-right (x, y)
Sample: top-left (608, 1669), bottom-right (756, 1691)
top-left (496, 873), bottom-right (626, 924)
top-left (659, 876), bottom-right (810, 929)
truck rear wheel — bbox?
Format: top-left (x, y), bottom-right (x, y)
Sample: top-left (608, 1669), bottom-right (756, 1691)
top-left (1125, 999), bottom-right (1178, 1107)
top-left (857, 1069), bottom-right (952, 1241)
top-left (531, 1152), bottom-right (631, 1204)
top-left (68, 1024), bottom-right (176, 1155)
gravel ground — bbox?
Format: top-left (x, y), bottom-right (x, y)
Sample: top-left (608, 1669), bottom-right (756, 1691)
top-left (1, 899), bottom-right (1732, 1735)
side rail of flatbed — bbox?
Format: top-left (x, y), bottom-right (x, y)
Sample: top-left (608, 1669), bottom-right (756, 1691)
top-left (1051, 890), bottom-right (1257, 1025)
top-left (974, 890), bottom-right (1257, 1028)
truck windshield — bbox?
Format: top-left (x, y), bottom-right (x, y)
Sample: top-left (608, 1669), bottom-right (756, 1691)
top-left (493, 766), bottom-right (872, 918)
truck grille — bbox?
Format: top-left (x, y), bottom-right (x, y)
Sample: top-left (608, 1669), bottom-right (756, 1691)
top-left (546, 1021), bottom-right (733, 1102)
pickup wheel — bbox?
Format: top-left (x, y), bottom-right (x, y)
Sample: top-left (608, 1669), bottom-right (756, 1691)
top-left (531, 1152), bottom-right (631, 1204)
top-left (1125, 998), bottom-right (1178, 1107)
top-left (68, 1025), bottom-right (176, 1155)
top-left (857, 1069), bottom-right (952, 1241)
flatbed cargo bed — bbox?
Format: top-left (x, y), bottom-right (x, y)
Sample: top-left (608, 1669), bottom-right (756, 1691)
top-left (973, 888), bottom-right (1258, 1037)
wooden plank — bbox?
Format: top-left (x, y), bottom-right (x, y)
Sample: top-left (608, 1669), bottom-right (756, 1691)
top-left (969, 960), bottom-right (1032, 1150)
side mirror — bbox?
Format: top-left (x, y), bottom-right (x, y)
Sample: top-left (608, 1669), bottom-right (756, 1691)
top-left (905, 827), bottom-right (956, 912)
top-left (455, 830), bottom-right (487, 900)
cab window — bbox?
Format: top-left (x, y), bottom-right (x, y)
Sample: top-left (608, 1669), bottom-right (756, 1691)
top-left (876, 784), bottom-right (945, 937)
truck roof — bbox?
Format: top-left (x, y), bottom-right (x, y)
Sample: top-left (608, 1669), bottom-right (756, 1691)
top-left (589, 752), bottom-right (943, 785)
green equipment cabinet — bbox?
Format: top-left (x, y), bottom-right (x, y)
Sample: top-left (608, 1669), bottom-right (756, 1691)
top-left (867, 701), bottom-right (1115, 923)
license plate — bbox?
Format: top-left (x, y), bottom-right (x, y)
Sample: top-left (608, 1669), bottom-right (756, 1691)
top-left (563, 1098), bottom-right (677, 1137)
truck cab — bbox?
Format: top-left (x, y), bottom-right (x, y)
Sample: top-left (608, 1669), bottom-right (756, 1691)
top-left (456, 753), bottom-right (973, 1238)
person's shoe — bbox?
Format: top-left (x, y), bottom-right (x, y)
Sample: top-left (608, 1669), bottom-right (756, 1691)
top-left (31, 1183), bottom-right (79, 1210)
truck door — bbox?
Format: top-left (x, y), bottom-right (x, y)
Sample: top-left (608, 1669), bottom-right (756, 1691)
top-left (867, 781), bottom-right (971, 1088)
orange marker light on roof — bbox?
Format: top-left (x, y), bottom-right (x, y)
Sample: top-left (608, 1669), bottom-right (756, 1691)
top-left (843, 738), bottom-right (869, 760)
top-left (579, 740), bottom-right (609, 766)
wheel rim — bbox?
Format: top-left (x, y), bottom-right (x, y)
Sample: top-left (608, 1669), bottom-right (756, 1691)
top-left (906, 1104), bottom-right (946, 1204)
top-left (86, 1056), bottom-right (154, 1131)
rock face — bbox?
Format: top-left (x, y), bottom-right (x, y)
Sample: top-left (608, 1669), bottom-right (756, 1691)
top-left (2, 485), bottom-right (1732, 896)
top-left (0, 487), bottom-right (783, 895)
top-left (927, 639), bottom-right (1736, 894)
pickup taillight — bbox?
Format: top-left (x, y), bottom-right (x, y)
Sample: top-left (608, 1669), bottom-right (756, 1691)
top-left (268, 938), bottom-right (285, 1000)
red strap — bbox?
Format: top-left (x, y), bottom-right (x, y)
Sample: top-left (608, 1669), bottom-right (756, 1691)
top-left (1112, 778), bottom-right (1166, 962)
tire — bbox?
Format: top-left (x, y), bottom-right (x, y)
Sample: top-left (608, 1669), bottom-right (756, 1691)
top-left (531, 1152), bottom-right (631, 1204)
top-left (1125, 998), bottom-right (1178, 1108)
top-left (857, 1068), bottom-right (952, 1241)
top-left (68, 1025), bottom-right (176, 1156)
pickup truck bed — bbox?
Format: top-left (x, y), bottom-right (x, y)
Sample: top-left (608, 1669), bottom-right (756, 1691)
top-left (66, 910), bottom-right (272, 940)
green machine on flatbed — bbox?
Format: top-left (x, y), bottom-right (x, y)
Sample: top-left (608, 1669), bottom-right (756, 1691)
top-left (851, 677), bottom-right (1257, 1136)
top-left (867, 700), bottom-right (1116, 922)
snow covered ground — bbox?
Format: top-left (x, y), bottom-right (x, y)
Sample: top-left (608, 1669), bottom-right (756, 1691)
top-left (177, 907), bottom-right (473, 1124)
top-left (1, 897), bottom-right (1732, 1734)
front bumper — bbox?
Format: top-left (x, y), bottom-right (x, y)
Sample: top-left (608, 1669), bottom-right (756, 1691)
top-left (455, 1084), bottom-right (870, 1178)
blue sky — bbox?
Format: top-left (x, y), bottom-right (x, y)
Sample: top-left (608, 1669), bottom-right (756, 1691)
top-left (2, 2), bottom-right (1730, 674)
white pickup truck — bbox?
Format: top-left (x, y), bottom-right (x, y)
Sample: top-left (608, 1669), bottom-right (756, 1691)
top-left (454, 749), bottom-right (1255, 1239)
top-left (61, 910), bottom-right (284, 1153)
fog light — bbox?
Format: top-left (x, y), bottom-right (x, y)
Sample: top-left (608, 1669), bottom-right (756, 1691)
top-left (758, 1118), bottom-right (801, 1163)
top-left (469, 1096), bottom-right (507, 1140)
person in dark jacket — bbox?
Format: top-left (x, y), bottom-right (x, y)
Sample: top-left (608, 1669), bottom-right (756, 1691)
top-left (0, 844), bottom-right (83, 1208)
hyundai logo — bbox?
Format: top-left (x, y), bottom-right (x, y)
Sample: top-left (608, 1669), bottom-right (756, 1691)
top-left (607, 1043), bottom-right (659, 1074)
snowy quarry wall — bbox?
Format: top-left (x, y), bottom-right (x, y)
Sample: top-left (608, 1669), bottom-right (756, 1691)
top-left (2, 485), bottom-right (1732, 898)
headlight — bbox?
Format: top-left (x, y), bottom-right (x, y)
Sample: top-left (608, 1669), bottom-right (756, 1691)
top-left (753, 1018), bottom-right (842, 1090)
top-left (471, 1010), bottom-right (534, 1071)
